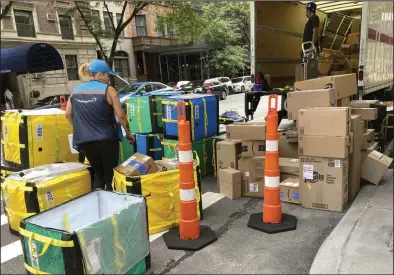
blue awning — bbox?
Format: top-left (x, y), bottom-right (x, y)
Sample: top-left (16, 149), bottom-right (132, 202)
top-left (0, 43), bottom-right (64, 74)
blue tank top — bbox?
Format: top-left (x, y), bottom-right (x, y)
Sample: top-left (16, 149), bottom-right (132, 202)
top-left (71, 80), bottom-right (118, 150)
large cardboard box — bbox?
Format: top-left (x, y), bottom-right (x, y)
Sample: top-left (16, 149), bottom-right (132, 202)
top-left (318, 60), bottom-right (333, 75)
top-left (280, 177), bottom-right (300, 204)
top-left (350, 100), bottom-right (379, 108)
top-left (298, 107), bottom-right (350, 137)
top-left (298, 133), bottom-right (353, 158)
top-left (278, 133), bottom-right (299, 158)
top-left (218, 168), bottom-right (242, 199)
top-left (361, 142), bottom-right (379, 164)
top-left (361, 129), bottom-right (375, 150)
top-left (361, 151), bottom-right (393, 185)
top-left (347, 33), bottom-right (360, 44)
top-left (241, 140), bottom-right (266, 157)
top-left (115, 153), bottom-right (159, 177)
top-left (216, 140), bottom-right (242, 170)
top-left (337, 97), bottom-right (351, 107)
top-left (238, 157), bottom-right (265, 197)
top-left (287, 89), bottom-right (338, 121)
top-left (226, 123), bottom-right (266, 140)
top-left (280, 157), bottom-right (299, 181)
top-left (294, 74), bottom-right (357, 99)
top-left (351, 108), bottom-right (378, 121)
top-left (348, 115), bottom-right (362, 202)
top-left (299, 156), bottom-right (349, 212)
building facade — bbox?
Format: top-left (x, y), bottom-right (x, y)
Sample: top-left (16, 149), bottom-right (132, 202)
top-left (0, 1), bottom-right (137, 107)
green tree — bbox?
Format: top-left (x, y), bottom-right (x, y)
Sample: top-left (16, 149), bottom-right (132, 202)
top-left (0, 1), bottom-right (13, 21)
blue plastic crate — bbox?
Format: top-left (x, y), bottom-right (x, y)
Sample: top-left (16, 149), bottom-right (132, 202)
top-left (136, 134), bottom-right (163, 160)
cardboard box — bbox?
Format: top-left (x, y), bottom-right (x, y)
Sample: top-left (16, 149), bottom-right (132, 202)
top-left (350, 100), bottom-right (379, 108)
top-left (351, 19), bottom-right (361, 33)
top-left (226, 123), bottom-right (266, 141)
top-left (362, 120), bottom-right (368, 133)
top-left (299, 133), bottom-right (353, 158)
top-left (156, 158), bottom-right (178, 172)
top-left (337, 97), bottom-right (351, 107)
top-left (238, 157), bottom-right (265, 197)
top-left (321, 49), bottom-right (346, 65)
top-left (351, 108), bottom-right (378, 121)
top-left (361, 151), bottom-right (393, 185)
top-left (278, 133), bottom-right (299, 159)
top-left (347, 33), bottom-right (360, 44)
top-left (361, 142), bottom-right (379, 164)
top-left (115, 153), bottom-right (159, 177)
top-left (280, 177), bottom-right (300, 204)
top-left (330, 71), bottom-right (347, 76)
top-left (299, 156), bottom-right (349, 212)
top-left (294, 74), bottom-right (357, 99)
top-left (341, 44), bottom-right (351, 56)
top-left (361, 129), bottom-right (375, 150)
top-left (218, 168), bottom-right (242, 199)
top-left (280, 158), bottom-right (299, 181)
top-left (295, 64), bottom-right (304, 82)
top-left (298, 107), bottom-right (350, 137)
top-left (241, 140), bottom-right (266, 157)
top-left (287, 89), bottom-right (338, 121)
top-left (348, 115), bottom-right (362, 202)
top-left (318, 60), bottom-right (333, 75)
top-left (216, 140), bottom-right (242, 170)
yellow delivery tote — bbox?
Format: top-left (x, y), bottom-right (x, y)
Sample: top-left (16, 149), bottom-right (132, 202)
top-left (1, 162), bottom-right (92, 235)
top-left (1, 109), bottom-right (78, 170)
top-left (113, 165), bottom-right (203, 235)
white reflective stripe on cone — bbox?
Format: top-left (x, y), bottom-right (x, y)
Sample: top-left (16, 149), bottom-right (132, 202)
top-left (180, 188), bottom-right (196, 201)
top-left (265, 176), bottom-right (280, 188)
top-left (266, 140), bottom-right (278, 152)
top-left (178, 150), bottom-right (193, 163)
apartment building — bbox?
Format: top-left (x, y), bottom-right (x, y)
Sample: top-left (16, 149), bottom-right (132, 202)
top-left (0, 1), bottom-right (137, 107)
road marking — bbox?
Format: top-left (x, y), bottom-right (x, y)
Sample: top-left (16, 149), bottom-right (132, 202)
top-left (149, 192), bottom-right (225, 242)
top-left (1, 241), bottom-right (23, 264)
top-left (1, 214), bottom-right (8, 226)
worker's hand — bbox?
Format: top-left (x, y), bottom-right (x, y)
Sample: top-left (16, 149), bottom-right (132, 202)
top-left (126, 132), bottom-right (135, 144)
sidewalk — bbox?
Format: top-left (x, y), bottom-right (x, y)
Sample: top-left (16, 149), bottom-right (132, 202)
top-left (310, 169), bottom-right (393, 274)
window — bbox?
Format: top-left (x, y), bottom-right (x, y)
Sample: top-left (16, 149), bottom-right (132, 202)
top-left (156, 20), bottom-right (165, 37)
top-left (116, 13), bottom-right (124, 37)
top-left (103, 12), bottom-right (114, 36)
top-left (114, 51), bottom-right (129, 78)
top-left (154, 83), bottom-right (167, 90)
top-left (135, 15), bottom-right (147, 36)
top-left (14, 10), bottom-right (36, 37)
top-left (245, 76), bottom-right (251, 82)
top-left (59, 15), bottom-right (74, 40)
top-left (142, 84), bottom-right (153, 93)
top-left (91, 10), bottom-right (100, 31)
top-left (65, 55), bottom-right (79, 81)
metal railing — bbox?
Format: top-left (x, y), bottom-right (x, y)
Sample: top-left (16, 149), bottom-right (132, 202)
top-left (16, 23), bottom-right (36, 37)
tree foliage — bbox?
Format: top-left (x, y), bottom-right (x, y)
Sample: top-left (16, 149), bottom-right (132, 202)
top-left (0, 1), bottom-right (13, 21)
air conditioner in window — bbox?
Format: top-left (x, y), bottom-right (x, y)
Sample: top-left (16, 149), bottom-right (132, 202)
top-left (46, 13), bottom-right (56, 21)
top-left (31, 73), bottom-right (44, 79)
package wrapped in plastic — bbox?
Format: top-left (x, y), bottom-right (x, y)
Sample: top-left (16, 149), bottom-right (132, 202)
top-left (1, 109), bottom-right (78, 170)
top-left (113, 162), bottom-right (203, 235)
top-left (20, 190), bottom-right (150, 274)
top-left (1, 162), bottom-right (92, 234)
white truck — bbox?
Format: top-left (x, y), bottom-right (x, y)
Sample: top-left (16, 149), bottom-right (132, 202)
top-left (250, 1), bottom-right (393, 100)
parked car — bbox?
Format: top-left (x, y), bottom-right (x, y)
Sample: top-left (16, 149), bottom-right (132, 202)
top-left (190, 79), bottom-right (228, 100)
top-left (117, 82), bottom-right (173, 110)
top-left (28, 94), bottom-right (69, 109)
top-left (214, 77), bottom-right (233, 94)
top-left (176, 81), bottom-right (190, 89)
top-left (231, 76), bottom-right (252, 93)
top-left (178, 80), bottom-right (204, 94)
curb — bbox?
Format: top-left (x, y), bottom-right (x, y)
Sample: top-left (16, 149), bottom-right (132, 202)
top-left (309, 183), bottom-right (378, 274)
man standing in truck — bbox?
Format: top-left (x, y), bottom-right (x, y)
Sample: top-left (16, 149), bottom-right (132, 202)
top-left (302, 2), bottom-right (320, 54)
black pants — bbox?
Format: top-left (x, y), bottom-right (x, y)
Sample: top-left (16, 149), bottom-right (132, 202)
top-left (83, 139), bottom-right (119, 191)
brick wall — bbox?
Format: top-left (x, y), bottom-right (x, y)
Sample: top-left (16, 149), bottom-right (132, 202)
top-left (35, 2), bottom-right (58, 34)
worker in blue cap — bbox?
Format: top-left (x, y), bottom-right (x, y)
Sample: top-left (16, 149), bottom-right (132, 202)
top-left (65, 59), bottom-right (135, 191)
top-left (303, 2), bottom-right (320, 51)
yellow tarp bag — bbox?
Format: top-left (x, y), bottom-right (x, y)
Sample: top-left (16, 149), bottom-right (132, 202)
top-left (1, 162), bottom-right (92, 234)
top-left (1, 109), bottom-right (78, 170)
top-left (112, 166), bottom-right (203, 235)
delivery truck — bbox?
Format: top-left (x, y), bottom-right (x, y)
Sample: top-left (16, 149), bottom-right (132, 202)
top-left (250, 1), bottom-right (393, 100)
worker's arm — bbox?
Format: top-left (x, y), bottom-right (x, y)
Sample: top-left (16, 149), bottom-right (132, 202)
top-left (65, 97), bottom-right (73, 124)
top-left (312, 27), bottom-right (319, 44)
top-left (106, 86), bottom-right (135, 142)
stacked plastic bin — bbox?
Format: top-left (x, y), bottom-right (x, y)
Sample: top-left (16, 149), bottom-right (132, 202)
top-left (161, 94), bottom-right (219, 177)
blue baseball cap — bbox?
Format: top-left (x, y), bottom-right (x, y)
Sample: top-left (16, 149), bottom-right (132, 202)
top-left (89, 59), bottom-right (118, 76)
top-left (306, 2), bottom-right (317, 12)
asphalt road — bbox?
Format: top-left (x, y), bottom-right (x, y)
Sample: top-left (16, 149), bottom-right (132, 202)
top-left (0, 93), bottom-right (346, 274)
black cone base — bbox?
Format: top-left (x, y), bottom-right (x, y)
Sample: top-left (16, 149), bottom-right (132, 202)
top-left (163, 225), bottom-right (217, 251)
top-left (247, 212), bottom-right (297, 234)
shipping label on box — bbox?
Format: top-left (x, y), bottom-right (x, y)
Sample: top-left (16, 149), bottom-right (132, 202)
top-left (218, 168), bottom-right (242, 199)
top-left (351, 108), bottom-right (378, 121)
top-left (294, 73), bottom-right (357, 99)
top-left (238, 157), bottom-right (265, 197)
top-left (298, 133), bottom-right (353, 158)
top-left (226, 123), bottom-right (266, 141)
top-left (287, 89), bottom-right (338, 121)
top-left (280, 177), bottom-right (300, 204)
top-left (299, 156), bottom-right (349, 212)
top-left (361, 150), bottom-right (393, 185)
top-left (298, 107), bottom-right (350, 137)
top-left (241, 140), bottom-right (266, 157)
top-left (361, 129), bottom-right (375, 150)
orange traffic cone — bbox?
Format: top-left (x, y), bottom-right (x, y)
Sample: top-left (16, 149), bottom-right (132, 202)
top-left (163, 101), bottom-right (217, 251)
top-left (207, 85), bottom-right (212, 94)
top-left (60, 96), bottom-right (67, 110)
top-left (247, 94), bottom-right (297, 234)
